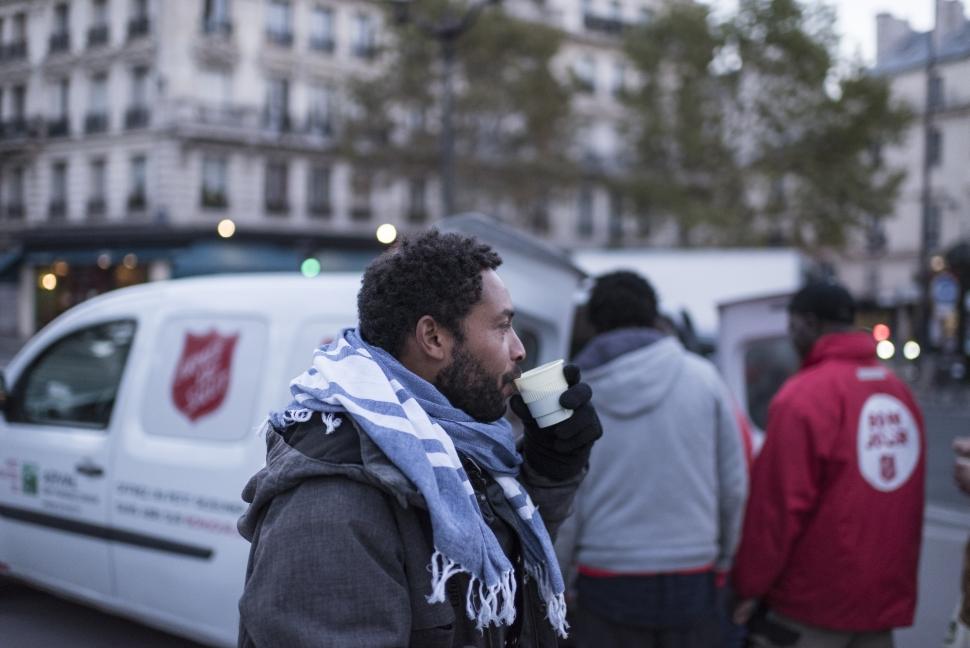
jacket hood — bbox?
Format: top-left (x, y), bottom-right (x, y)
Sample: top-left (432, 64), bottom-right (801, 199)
top-left (237, 417), bottom-right (422, 541)
top-left (582, 335), bottom-right (687, 418)
top-left (803, 331), bottom-right (877, 369)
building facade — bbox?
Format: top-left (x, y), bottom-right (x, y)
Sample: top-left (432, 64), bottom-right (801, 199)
top-left (0, 0), bottom-right (664, 338)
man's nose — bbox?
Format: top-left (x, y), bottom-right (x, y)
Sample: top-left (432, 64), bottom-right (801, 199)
top-left (510, 327), bottom-right (526, 364)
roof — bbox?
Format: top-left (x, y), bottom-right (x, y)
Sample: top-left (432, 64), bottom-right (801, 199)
top-left (873, 24), bottom-right (970, 76)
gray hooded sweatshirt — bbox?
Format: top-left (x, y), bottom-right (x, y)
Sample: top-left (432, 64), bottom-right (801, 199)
top-left (556, 330), bottom-right (748, 576)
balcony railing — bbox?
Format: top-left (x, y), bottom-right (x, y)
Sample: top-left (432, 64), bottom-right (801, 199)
top-left (85, 112), bottom-right (109, 134)
top-left (4, 204), bottom-right (25, 220)
top-left (48, 200), bottom-right (67, 220)
top-left (266, 30), bottom-right (294, 47)
top-left (87, 24), bottom-right (110, 48)
top-left (46, 117), bottom-right (70, 138)
top-left (306, 115), bottom-right (333, 138)
top-left (1, 41), bottom-right (28, 62)
top-left (263, 111), bottom-right (292, 132)
top-left (86, 197), bottom-right (106, 219)
top-left (583, 13), bottom-right (626, 35)
top-left (310, 36), bottom-right (335, 53)
top-left (265, 198), bottom-right (290, 215)
top-left (201, 190), bottom-right (228, 209)
top-left (127, 16), bottom-right (151, 40)
top-left (308, 202), bottom-right (332, 218)
top-left (49, 32), bottom-right (71, 55)
top-left (127, 193), bottom-right (147, 211)
top-left (0, 118), bottom-right (31, 140)
top-left (125, 106), bottom-right (151, 129)
top-left (407, 209), bottom-right (429, 224)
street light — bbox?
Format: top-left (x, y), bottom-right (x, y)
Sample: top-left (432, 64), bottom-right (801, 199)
top-left (388, 0), bottom-right (501, 218)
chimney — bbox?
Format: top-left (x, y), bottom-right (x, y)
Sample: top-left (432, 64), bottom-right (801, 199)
top-left (935, 0), bottom-right (968, 48)
top-left (876, 12), bottom-right (914, 64)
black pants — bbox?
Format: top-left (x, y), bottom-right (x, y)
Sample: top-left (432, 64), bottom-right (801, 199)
top-left (573, 604), bottom-right (721, 648)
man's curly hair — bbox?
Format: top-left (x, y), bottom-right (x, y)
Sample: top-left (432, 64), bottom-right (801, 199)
top-left (358, 230), bottom-right (503, 357)
top-left (588, 270), bottom-right (658, 333)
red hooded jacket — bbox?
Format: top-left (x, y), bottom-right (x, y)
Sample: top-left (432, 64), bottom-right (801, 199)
top-left (732, 332), bottom-right (925, 632)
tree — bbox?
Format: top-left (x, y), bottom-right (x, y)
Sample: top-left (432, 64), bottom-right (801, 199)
top-left (621, 0), bottom-right (912, 249)
top-left (342, 0), bottom-right (577, 222)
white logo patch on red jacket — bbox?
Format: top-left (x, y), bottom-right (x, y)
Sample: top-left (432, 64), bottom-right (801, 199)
top-left (856, 393), bottom-right (920, 492)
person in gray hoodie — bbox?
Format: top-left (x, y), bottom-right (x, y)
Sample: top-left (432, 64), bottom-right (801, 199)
top-left (556, 270), bottom-right (749, 648)
top-left (237, 231), bottom-right (603, 647)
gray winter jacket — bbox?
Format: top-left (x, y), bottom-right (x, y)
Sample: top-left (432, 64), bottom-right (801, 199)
top-left (237, 412), bottom-right (582, 648)
top-left (557, 330), bottom-right (748, 576)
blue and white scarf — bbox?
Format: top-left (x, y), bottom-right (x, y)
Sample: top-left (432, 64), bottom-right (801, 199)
top-left (270, 329), bottom-right (567, 636)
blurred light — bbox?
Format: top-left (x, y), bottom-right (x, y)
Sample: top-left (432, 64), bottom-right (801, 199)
top-left (123, 253), bottom-right (138, 269)
top-left (97, 253), bottom-right (112, 270)
top-left (376, 223), bottom-right (398, 245)
top-left (930, 255), bottom-right (946, 272)
top-left (903, 340), bottom-right (921, 361)
top-left (53, 260), bottom-right (69, 276)
top-left (301, 258), bottom-right (321, 278)
top-left (872, 323), bottom-right (891, 342)
top-left (40, 273), bottom-right (58, 291)
top-left (876, 340), bottom-right (895, 360)
top-left (217, 219), bottom-right (236, 238)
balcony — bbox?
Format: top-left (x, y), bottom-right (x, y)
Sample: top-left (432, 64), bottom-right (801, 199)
top-left (266, 30), bottom-right (294, 48)
top-left (201, 190), bottom-right (228, 209)
top-left (310, 36), bottom-right (335, 53)
top-left (125, 106), bottom-right (151, 129)
top-left (0, 118), bottom-right (31, 140)
top-left (306, 115), bottom-right (333, 138)
top-left (85, 112), bottom-right (109, 134)
top-left (127, 192), bottom-right (147, 211)
top-left (263, 111), bottom-right (292, 133)
top-left (46, 117), bottom-right (71, 138)
top-left (87, 24), bottom-right (110, 48)
top-left (583, 13), bottom-right (626, 35)
top-left (265, 198), bottom-right (290, 215)
top-left (1, 41), bottom-right (28, 62)
top-left (49, 32), bottom-right (71, 55)
top-left (48, 200), bottom-right (67, 220)
top-left (4, 204), bottom-right (25, 220)
top-left (86, 197), bottom-right (106, 219)
top-left (127, 16), bottom-right (151, 40)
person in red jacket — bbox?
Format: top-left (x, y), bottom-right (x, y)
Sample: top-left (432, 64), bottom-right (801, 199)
top-left (732, 281), bottom-right (925, 648)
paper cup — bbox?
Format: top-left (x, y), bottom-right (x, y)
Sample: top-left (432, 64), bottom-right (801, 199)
top-left (513, 359), bottom-right (573, 428)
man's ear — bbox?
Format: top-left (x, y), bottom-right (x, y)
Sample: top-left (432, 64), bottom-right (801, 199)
top-left (414, 315), bottom-right (454, 362)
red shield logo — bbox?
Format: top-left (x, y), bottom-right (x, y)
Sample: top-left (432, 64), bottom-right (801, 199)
top-left (880, 454), bottom-right (896, 482)
top-left (172, 331), bottom-right (239, 422)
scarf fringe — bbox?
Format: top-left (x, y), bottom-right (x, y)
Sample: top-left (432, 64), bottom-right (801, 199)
top-left (526, 562), bottom-right (569, 638)
top-left (427, 550), bottom-right (518, 630)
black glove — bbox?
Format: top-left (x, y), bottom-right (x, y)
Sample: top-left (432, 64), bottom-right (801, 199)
top-left (510, 364), bottom-right (602, 482)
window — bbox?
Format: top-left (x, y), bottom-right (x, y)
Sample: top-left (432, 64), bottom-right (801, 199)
top-left (130, 0), bottom-right (149, 19)
top-left (54, 3), bottom-right (70, 34)
top-left (577, 184), bottom-right (593, 237)
top-left (352, 13), bottom-right (376, 59)
top-left (308, 83), bottom-right (332, 135)
top-left (12, 12), bottom-right (27, 42)
top-left (128, 0), bottom-right (150, 38)
top-left (89, 73), bottom-right (108, 114)
top-left (131, 66), bottom-right (149, 107)
top-left (611, 61), bottom-right (626, 97)
top-left (92, 0), bottom-right (108, 26)
top-left (49, 78), bottom-right (70, 119)
top-left (12, 85), bottom-right (27, 119)
top-left (929, 74), bottom-right (944, 111)
top-left (743, 336), bottom-right (799, 431)
top-left (201, 155), bottom-right (228, 208)
top-left (265, 161), bottom-right (289, 213)
top-left (202, 0), bottom-right (232, 34)
top-left (350, 169), bottom-right (372, 220)
top-left (88, 158), bottom-right (107, 216)
top-left (608, 189), bottom-right (623, 242)
top-left (265, 78), bottom-right (290, 130)
top-left (8, 321), bottom-right (137, 430)
top-left (266, 0), bottom-right (293, 45)
top-left (407, 177), bottom-right (427, 223)
top-left (574, 56), bottom-right (595, 93)
top-left (928, 128), bottom-right (942, 167)
top-left (8, 167), bottom-right (26, 217)
top-left (307, 164), bottom-right (331, 217)
top-left (609, 0), bottom-right (621, 21)
top-left (311, 6), bottom-right (335, 51)
top-left (50, 161), bottom-right (68, 218)
top-left (129, 155), bottom-right (147, 209)
top-left (200, 68), bottom-right (232, 107)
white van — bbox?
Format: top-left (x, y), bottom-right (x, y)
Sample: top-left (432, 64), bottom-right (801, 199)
top-left (0, 217), bottom-right (586, 646)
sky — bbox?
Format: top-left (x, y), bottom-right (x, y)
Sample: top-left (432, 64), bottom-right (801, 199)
top-left (704, 1), bottom-right (937, 65)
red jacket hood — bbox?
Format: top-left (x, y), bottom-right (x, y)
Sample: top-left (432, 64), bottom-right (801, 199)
top-left (803, 331), bottom-right (876, 369)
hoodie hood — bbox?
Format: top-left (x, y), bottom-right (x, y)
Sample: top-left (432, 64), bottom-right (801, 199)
top-left (582, 335), bottom-right (687, 418)
top-left (237, 416), bottom-right (422, 542)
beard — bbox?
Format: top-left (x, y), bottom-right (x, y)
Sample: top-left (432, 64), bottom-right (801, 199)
top-left (436, 342), bottom-right (519, 423)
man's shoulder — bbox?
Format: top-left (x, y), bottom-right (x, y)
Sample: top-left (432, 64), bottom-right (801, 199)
top-left (278, 411), bottom-right (363, 465)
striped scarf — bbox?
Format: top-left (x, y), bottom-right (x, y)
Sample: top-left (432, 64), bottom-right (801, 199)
top-left (270, 329), bottom-right (567, 636)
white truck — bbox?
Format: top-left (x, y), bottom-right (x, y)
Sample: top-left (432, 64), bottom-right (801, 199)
top-left (0, 215), bottom-right (585, 646)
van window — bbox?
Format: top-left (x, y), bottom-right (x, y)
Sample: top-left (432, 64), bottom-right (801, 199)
top-left (744, 336), bottom-right (799, 430)
top-left (142, 316), bottom-right (268, 442)
top-left (9, 320), bottom-right (136, 430)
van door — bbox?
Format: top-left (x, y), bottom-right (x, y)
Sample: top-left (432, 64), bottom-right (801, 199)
top-left (0, 320), bottom-right (136, 600)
